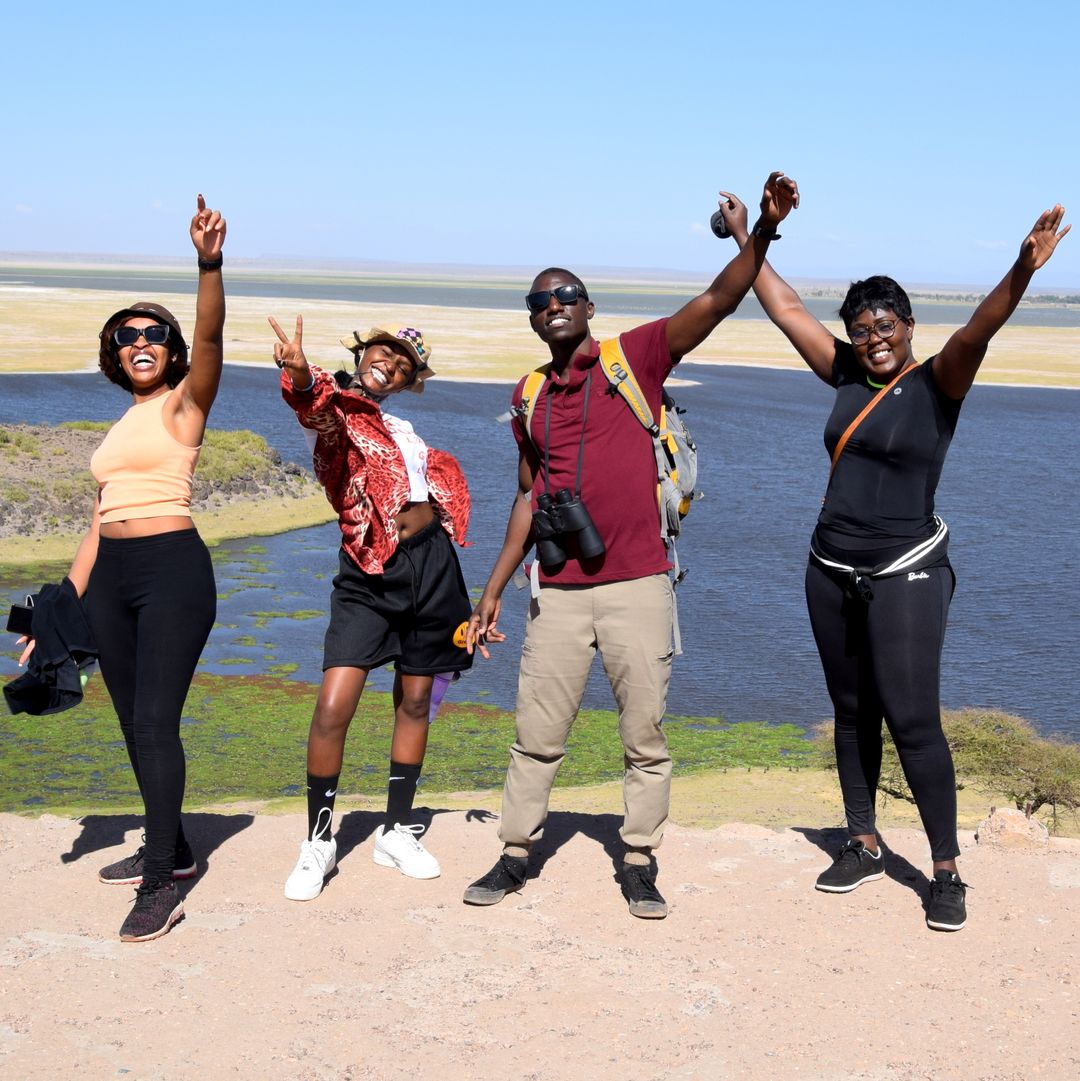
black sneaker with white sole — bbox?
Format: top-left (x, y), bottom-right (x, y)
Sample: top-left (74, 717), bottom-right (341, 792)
top-left (462, 854), bottom-right (528, 906)
top-left (119, 881), bottom-right (184, 943)
top-left (621, 864), bottom-right (668, 919)
top-left (926, 870), bottom-right (969, 931)
top-left (99, 838), bottom-right (197, 886)
top-left (815, 839), bottom-right (885, 893)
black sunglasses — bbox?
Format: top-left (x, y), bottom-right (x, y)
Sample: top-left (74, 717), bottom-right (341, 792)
top-left (525, 283), bottom-right (589, 313)
top-left (114, 324), bottom-right (170, 347)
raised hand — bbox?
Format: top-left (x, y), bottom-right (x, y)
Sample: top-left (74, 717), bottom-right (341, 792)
top-left (759, 172), bottom-right (800, 228)
top-left (267, 314), bottom-right (311, 387)
top-left (190, 193), bottom-right (226, 261)
top-left (1019, 204), bottom-right (1070, 272)
top-left (717, 191), bottom-right (750, 242)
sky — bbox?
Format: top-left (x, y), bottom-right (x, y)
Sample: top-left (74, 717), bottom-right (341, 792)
top-left (3, 0), bottom-right (1078, 288)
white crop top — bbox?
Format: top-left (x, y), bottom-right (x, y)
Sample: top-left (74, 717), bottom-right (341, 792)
top-left (382, 412), bottom-right (429, 501)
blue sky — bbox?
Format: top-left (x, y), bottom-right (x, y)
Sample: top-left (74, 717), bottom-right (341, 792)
top-left (4, 0), bottom-right (1078, 287)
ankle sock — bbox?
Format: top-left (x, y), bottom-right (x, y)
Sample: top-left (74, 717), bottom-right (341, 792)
top-left (385, 760), bottom-right (421, 831)
top-left (306, 772), bottom-right (339, 841)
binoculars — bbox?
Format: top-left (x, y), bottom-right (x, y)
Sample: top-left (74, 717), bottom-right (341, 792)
top-left (532, 489), bottom-right (606, 569)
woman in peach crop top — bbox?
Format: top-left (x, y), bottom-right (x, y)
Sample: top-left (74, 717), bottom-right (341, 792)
top-left (55, 195), bottom-right (226, 943)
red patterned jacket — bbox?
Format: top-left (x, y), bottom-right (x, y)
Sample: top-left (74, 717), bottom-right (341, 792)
top-left (281, 367), bottom-right (470, 574)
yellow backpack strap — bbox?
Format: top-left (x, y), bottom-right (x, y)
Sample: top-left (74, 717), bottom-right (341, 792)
top-left (509, 364), bottom-right (551, 446)
top-left (598, 338), bottom-right (657, 434)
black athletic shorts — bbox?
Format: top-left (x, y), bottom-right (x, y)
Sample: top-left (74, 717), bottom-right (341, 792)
top-left (323, 518), bottom-right (473, 676)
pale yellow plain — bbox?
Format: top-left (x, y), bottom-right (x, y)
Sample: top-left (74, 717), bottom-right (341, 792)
top-left (1, 279), bottom-right (1078, 386)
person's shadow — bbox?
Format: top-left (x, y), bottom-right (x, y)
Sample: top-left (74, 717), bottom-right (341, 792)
top-left (60, 811), bottom-right (255, 898)
top-left (792, 825), bottom-right (928, 906)
top-left (459, 806), bottom-right (628, 885)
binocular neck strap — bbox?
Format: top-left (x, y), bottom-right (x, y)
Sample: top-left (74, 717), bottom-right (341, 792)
top-left (542, 367), bottom-right (593, 497)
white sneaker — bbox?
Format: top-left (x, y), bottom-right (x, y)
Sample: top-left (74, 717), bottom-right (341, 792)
top-left (373, 823), bottom-right (440, 879)
top-left (284, 837), bottom-right (337, 901)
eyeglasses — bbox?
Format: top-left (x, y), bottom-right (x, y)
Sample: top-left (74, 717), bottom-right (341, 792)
top-left (848, 319), bottom-right (906, 346)
top-left (114, 324), bottom-right (170, 347)
top-left (525, 283), bottom-right (589, 313)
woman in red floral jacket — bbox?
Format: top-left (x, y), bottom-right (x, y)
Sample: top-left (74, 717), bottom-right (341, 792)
top-left (269, 315), bottom-right (473, 899)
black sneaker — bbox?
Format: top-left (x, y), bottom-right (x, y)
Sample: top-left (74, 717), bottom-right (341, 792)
top-left (621, 864), bottom-right (668, 919)
top-left (462, 854), bottom-right (528, 906)
top-left (815, 839), bottom-right (885, 893)
top-left (119, 881), bottom-right (184, 943)
top-left (99, 838), bottom-right (198, 886)
top-left (926, 870), bottom-right (969, 931)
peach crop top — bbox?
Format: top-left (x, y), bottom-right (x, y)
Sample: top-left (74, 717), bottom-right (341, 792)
top-left (90, 392), bottom-right (202, 523)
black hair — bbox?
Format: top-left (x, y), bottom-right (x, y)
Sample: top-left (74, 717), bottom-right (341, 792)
top-left (838, 276), bottom-right (913, 330)
top-left (98, 313), bottom-right (189, 393)
top-left (531, 266), bottom-right (589, 298)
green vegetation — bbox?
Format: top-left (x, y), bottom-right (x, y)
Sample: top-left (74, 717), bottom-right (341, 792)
top-left (0, 428), bottom-right (41, 457)
top-left (814, 708), bottom-right (1080, 828)
top-left (197, 429), bottom-right (281, 487)
top-left (0, 674), bottom-right (814, 814)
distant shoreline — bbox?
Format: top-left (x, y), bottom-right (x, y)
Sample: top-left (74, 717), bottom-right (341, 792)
top-left (2, 252), bottom-right (1078, 299)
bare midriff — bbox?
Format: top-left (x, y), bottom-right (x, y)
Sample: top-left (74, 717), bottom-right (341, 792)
top-left (100, 515), bottom-right (195, 540)
top-left (395, 500), bottom-right (435, 539)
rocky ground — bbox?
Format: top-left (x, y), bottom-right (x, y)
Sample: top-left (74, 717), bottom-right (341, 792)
top-left (0, 423), bottom-right (320, 542)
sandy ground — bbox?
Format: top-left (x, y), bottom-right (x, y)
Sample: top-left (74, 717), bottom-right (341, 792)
top-left (2, 801), bottom-right (1079, 1081)
top-left (2, 283), bottom-right (1079, 387)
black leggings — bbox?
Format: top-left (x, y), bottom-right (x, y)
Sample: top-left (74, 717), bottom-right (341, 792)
top-left (805, 557), bottom-right (959, 861)
top-left (87, 530), bottom-right (216, 884)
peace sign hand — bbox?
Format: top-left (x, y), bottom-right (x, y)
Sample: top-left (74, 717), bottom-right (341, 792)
top-left (190, 193), bottom-right (226, 261)
top-left (1019, 204), bottom-right (1070, 272)
top-left (267, 314), bottom-right (312, 389)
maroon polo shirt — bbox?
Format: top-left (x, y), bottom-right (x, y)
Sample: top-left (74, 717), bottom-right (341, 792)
top-left (510, 318), bottom-right (675, 586)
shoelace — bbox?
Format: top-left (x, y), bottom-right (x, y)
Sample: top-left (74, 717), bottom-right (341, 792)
top-left (932, 875), bottom-right (972, 895)
top-left (392, 823), bottom-right (427, 850)
top-left (625, 867), bottom-right (663, 901)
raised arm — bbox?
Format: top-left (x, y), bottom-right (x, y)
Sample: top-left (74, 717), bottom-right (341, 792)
top-left (718, 192), bottom-right (837, 383)
top-left (172, 194), bottom-right (227, 440)
top-left (933, 205), bottom-right (1069, 399)
top-left (466, 447), bottom-right (538, 659)
top-left (665, 172), bottom-right (799, 361)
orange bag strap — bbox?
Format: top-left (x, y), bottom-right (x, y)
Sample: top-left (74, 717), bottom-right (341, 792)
top-left (828, 363), bottom-right (917, 480)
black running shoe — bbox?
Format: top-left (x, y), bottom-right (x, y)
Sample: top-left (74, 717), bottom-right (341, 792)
top-left (815, 839), bottom-right (885, 893)
top-left (119, 881), bottom-right (184, 943)
top-left (99, 838), bottom-right (198, 885)
top-left (926, 870), bottom-right (969, 931)
top-left (462, 854), bottom-right (528, 906)
top-left (621, 864), bottom-right (668, 919)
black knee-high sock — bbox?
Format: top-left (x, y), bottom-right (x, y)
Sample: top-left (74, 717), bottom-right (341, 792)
top-left (306, 772), bottom-right (340, 841)
top-left (385, 761), bottom-right (421, 831)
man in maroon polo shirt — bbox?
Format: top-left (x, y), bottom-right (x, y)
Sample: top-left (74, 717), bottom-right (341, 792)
top-left (464, 172), bottom-right (799, 919)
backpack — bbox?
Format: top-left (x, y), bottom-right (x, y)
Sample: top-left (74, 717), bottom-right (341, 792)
top-left (513, 336), bottom-right (701, 652)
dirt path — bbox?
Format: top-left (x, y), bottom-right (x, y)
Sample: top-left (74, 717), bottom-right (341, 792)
top-left (1, 805), bottom-right (1078, 1080)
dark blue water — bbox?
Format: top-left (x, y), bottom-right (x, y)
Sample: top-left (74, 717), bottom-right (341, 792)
top-left (3, 267), bottom-right (1079, 326)
top-left (2, 366), bottom-right (1077, 736)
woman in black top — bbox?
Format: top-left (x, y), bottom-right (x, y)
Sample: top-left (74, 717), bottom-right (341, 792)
top-left (717, 195), bottom-right (1069, 931)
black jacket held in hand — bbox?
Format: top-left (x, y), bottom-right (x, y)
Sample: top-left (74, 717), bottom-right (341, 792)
top-left (4, 579), bottom-right (98, 716)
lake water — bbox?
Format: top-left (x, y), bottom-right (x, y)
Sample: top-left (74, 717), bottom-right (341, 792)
top-left (3, 267), bottom-right (1080, 326)
top-left (2, 364), bottom-right (1077, 738)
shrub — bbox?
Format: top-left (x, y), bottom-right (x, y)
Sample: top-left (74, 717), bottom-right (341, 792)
top-left (814, 709), bottom-right (1080, 826)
